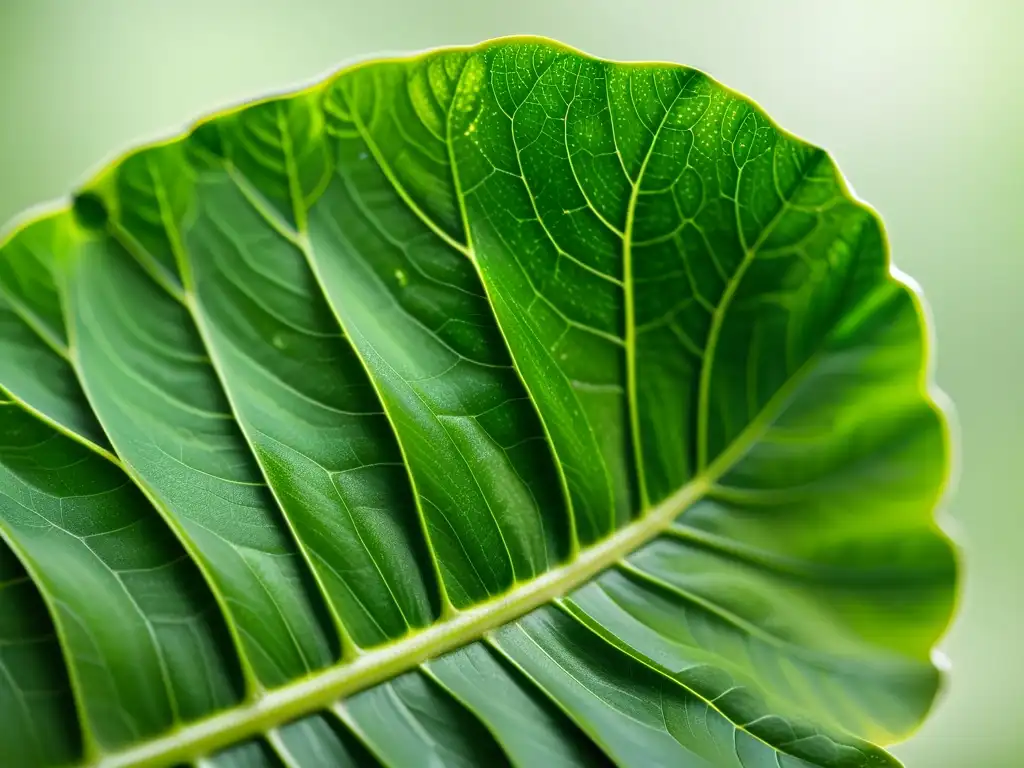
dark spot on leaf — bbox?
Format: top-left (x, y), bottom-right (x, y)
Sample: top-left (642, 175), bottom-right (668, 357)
top-left (72, 191), bottom-right (108, 231)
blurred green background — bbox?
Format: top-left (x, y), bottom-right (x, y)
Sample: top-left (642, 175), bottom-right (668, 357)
top-left (1, 1), bottom-right (1019, 764)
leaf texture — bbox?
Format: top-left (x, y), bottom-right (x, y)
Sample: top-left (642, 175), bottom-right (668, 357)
top-left (0, 37), bottom-right (956, 768)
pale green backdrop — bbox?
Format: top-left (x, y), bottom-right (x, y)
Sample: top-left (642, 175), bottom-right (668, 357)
top-left (1, 1), bottom-right (1020, 765)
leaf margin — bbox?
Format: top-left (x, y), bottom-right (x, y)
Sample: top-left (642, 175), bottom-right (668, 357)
top-left (0, 34), bottom-right (961, 768)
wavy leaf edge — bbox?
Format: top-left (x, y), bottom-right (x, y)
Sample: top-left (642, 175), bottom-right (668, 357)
top-left (0, 34), bottom-right (960, 768)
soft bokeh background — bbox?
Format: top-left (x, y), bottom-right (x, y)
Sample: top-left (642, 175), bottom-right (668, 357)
top-left (1, 1), bottom-right (1019, 764)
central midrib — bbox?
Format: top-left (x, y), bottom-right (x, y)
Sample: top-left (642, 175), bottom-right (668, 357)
top-left (94, 471), bottom-right (714, 768)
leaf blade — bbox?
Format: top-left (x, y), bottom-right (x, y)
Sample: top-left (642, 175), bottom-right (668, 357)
top-left (0, 36), bottom-right (955, 768)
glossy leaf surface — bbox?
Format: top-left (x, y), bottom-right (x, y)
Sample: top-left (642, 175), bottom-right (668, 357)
top-left (0, 37), bottom-right (955, 768)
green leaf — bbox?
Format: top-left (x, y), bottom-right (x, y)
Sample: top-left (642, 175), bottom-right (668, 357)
top-left (0, 36), bottom-right (956, 768)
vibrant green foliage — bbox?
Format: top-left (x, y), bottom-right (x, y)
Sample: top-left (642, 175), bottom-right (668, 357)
top-left (0, 37), bottom-right (955, 768)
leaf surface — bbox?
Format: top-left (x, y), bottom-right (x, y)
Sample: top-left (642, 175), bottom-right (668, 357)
top-left (0, 37), bottom-right (955, 768)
